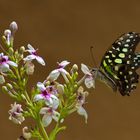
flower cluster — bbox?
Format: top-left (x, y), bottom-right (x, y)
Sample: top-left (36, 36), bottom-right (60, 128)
top-left (0, 21), bottom-right (96, 140)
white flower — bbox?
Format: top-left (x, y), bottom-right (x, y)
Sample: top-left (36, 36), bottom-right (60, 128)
top-left (76, 86), bottom-right (88, 123)
top-left (81, 63), bottom-right (95, 88)
top-left (48, 60), bottom-right (70, 81)
top-left (34, 82), bottom-right (59, 108)
top-left (23, 44), bottom-right (45, 66)
top-left (0, 53), bottom-right (17, 72)
top-left (8, 102), bottom-right (25, 124)
top-left (40, 107), bottom-right (60, 127)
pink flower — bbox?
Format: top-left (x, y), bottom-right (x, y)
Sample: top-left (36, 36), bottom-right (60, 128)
top-left (23, 44), bottom-right (45, 66)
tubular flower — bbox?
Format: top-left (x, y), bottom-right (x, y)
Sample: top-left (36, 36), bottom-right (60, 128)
top-left (23, 44), bottom-right (45, 66)
top-left (81, 63), bottom-right (95, 88)
top-left (8, 102), bottom-right (25, 124)
top-left (0, 53), bottom-right (17, 72)
top-left (48, 60), bottom-right (70, 81)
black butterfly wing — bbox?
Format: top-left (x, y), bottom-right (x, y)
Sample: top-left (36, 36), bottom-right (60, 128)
top-left (99, 32), bottom-right (140, 95)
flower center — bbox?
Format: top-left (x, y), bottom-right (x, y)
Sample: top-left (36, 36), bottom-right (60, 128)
top-left (0, 57), bottom-right (6, 63)
top-left (32, 51), bottom-right (37, 56)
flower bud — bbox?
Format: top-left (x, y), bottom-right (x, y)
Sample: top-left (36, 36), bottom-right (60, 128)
top-left (72, 64), bottom-right (78, 71)
top-left (19, 46), bottom-right (25, 54)
top-left (0, 75), bottom-right (5, 84)
top-left (2, 86), bottom-right (8, 93)
top-left (6, 83), bottom-right (13, 90)
top-left (8, 47), bottom-right (14, 55)
top-left (57, 84), bottom-right (64, 94)
top-left (25, 61), bottom-right (35, 75)
top-left (4, 29), bottom-right (11, 46)
top-left (9, 21), bottom-right (18, 33)
top-left (4, 29), bottom-right (11, 36)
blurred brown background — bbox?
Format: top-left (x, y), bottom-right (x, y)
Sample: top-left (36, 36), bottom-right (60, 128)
top-left (0, 0), bottom-right (140, 140)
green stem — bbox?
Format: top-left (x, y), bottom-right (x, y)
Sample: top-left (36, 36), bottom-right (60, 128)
top-left (38, 118), bottom-right (50, 140)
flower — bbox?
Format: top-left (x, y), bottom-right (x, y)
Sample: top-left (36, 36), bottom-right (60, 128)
top-left (76, 86), bottom-right (88, 123)
top-left (48, 60), bottom-right (70, 81)
top-left (8, 102), bottom-right (25, 124)
top-left (0, 53), bottom-right (17, 72)
top-left (40, 107), bottom-right (60, 127)
top-left (81, 63), bottom-right (95, 88)
top-left (23, 44), bottom-right (45, 66)
top-left (34, 82), bottom-right (59, 108)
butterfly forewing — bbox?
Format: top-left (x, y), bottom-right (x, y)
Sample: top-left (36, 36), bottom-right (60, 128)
top-left (99, 32), bottom-right (140, 95)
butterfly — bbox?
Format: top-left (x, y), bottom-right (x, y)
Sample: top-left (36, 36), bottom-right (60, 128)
top-left (92, 32), bottom-right (140, 96)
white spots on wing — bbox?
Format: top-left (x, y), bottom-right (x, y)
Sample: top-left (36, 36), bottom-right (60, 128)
top-left (129, 71), bottom-right (133, 75)
top-left (126, 39), bottom-right (131, 43)
top-left (105, 55), bottom-right (109, 58)
top-left (124, 44), bottom-right (129, 47)
top-left (127, 60), bottom-right (130, 64)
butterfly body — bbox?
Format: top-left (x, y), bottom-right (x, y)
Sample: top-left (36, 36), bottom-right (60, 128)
top-left (93, 32), bottom-right (140, 96)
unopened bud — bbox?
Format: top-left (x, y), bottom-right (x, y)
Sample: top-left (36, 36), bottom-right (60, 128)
top-left (2, 86), bottom-right (8, 93)
top-left (0, 75), bottom-right (5, 84)
top-left (25, 62), bottom-right (35, 75)
top-left (9, 21), bottom-right (18, 33)
top-left (19, 46), bottom-right (25, 54)
top-left (72, 64), bottom-right (78, 71)
top-left (4, 29), bottom-right (11, 37)
top-left (8, 47), bottom-right (14, 55)
top-left (57, 84), bottom-right (64, 94)
top-left (6, 83), bottom-right (13, 90)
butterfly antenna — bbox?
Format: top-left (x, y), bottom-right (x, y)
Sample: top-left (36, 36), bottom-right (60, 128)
top-left (90, 46), bottom-right (97, 67)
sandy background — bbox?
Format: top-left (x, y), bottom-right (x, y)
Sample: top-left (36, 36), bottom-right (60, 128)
top-left (0, 0), bottom-right (140, 139)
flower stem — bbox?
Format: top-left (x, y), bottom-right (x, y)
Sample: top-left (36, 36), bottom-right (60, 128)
top-left (38, 118), bottom-right (50, 140)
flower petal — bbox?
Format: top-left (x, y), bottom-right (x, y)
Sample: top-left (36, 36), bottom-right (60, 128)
top-left (42, 114), bottom-right (52, 127)
top-left (77, 106), bottom-right (88, 123)
top-left (27, 44), bottom-right (35, 51)
top-left (81, 63), bottom-right (91, 75)
top-left (49, 94), bottom-right (59, 109)
top-left (36, 56), bottom-right (45, 66)
top-left (7, 61), bottom-right (18, 67)
top-left (85, 77), bottom-right (95, 88)
top-left (52, 111), bottom-right (60, 122)
top-left (40, 107), bottom-right (49, 115)
top-left (59, 68), bottom-right (68, 75)
top-left (59, 60), bottom-right (70, 67)
top-left (23, 55), bottom-right (36, 62)
top-left (48, 69), bottom-right (60, 81)
top-left (37, 82), bottom-right (46, 91)
top-left (33, 94), bottom-right (44, 102)
top-left (0, 63), bottom-right (10, 72)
